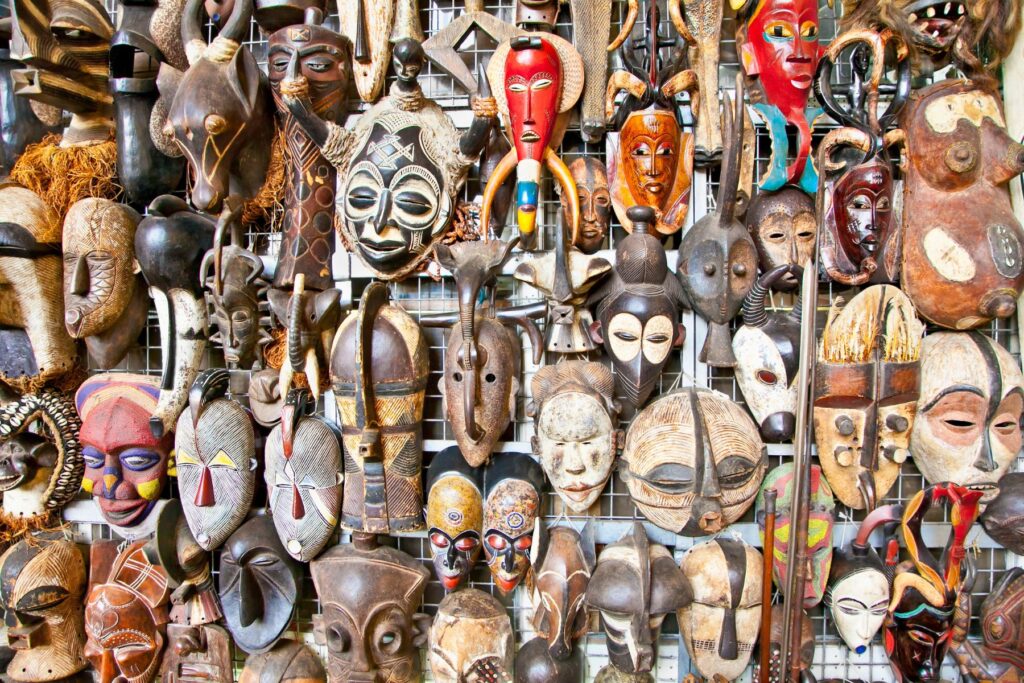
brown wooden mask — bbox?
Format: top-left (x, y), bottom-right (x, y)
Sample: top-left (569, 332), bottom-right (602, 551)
top-left (425, 446), bottom-right (483, 593)
top-left (240, 640), bottom-right (326, 683)
top-left (559, 156), bottom-right (610, 253)
top-left (745, 188), bottom-right (815, 288)
top-left (528, 361), bottom-right (619, 513)
top-left (672, 0), bottom-right (722, 162)
top-left (161, 623), bottom-right (233, 683)
top-left (814, 285), bottom-right (923, 510)
top-left (0, 184), bottom-right (77, 391)
top-left (530, 525), bottom-right (595, 662)
top-left (911, 332), bottom-right (1023, 502)
top-left (428, 588), bottom-right (514, 682)
top-left (585, 523), bottom-right (692, 675)
top-left (899, 79), bottom-right (1024, 329)
top-left (332, 281), bottom-right (428, 535)
top-left (482, 452), bottom-right (545, 595)
top-left (0, 534), bottom-right (87, 681)
top-left (621, 388), bottom-right (766, 536)
top-left (311, 537), bottom-right (431, 683)
top-left (981, 472), bottom-right (1024, 555)
top-left (980, 568), bottom-right (1024, 673)
top-left (678, 538), bottom-right (763, 681)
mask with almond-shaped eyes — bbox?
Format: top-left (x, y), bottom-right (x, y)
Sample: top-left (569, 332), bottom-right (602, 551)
top-left (425, 447), bottom-right (483, 592)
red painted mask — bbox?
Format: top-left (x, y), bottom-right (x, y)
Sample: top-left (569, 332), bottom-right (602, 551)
top-left (832, 161), bottom-right (894, 268)
top-left (740, 0), bottom-right (821, 115)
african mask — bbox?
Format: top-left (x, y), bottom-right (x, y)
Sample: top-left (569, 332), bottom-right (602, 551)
top-left (174, 369), bottom-right (256, 551)
top-left (899, 79), bottom-right (1024, 329)
top-left (679, 538), bottom-right (763, 681)
top-left (515, 0), bottom-right (559, 30)
top-left (756, 463), bottom-right (835, 608)
top-left (745, 188), bottom-right (815, 288)
top-left (0, 184), bottom-right (77, 391)
top-left (981, 472), bottom-right (1024, 555)
top-left (558, 156), bottom-right (610, 253)
top-left (527, 362), bottom-right (619, 512)
top-left (621, 387), bottom-right (766, 536)
top-left (62, 198), bottom-right (146, 370)
top-left (428, 588), bottom-right (514, 682)
top-left (135, 195), bottom-right (215, 438)
top-left (85, 541), bottom-right (170, 683)
top-left (950, 569), bottom-right (1022, 683)
top-left (240, 640), bottom-right (326, 683)
top-left (980, 568), bottom-right (1024, 673)
top-left (76, 374), bottom-right (174, 531)
top-left (337, 0), bottom-right (396, 103)
top-left (732, 266), bottom-right (802, 442)
top-left (161, 624), bottom-right (233, 683)
top-left (482, 452), bottom-right (545, 594)
top-left (677, 80), bottom-right (759, 367)
top-left (0, 389), bottom-right (81, 524)
top-left (814, 285), bottom-right (923, 509)
top-left (425, 446), bottom-right (484, 592)
top-left (482, 34), bottom-right (583, 239)
top-left (265, 388), bottom-right (343, 562)
top-left (310, 536), bottom-right (431, 683)
top-left (588, 206), bottom-right (686, 407)
top-left (218, 516), bottom-right (301, 654)
top-left (910, 332), bottom-right (1023, 502)
top-left (166, 0), bottom-right (273, 212)
top-left (586, 522), bottom-right (692, 675)
top-left (0, 534), bottom-right (87, 682)
top-left (332, 281), bottom-right (427, 535)
top-left (531, 525), bottom-right (595, 661)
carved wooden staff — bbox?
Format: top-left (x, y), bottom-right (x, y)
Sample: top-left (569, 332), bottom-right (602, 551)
top-left (759, 487), bottom-right (776, 683)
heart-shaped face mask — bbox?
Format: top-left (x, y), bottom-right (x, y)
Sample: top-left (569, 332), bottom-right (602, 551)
top-left (425, 447), bottom-right (484, 592)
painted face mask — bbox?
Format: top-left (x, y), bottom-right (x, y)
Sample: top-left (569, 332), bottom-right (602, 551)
top-left (587, 206), bottom-right (687, 408)
top-left (621, 387), bottom-right (766, 536)
top-left (428, 588), bottom-right (514, 683)
top-left (161, 623), bottom-right (233, 683)
top-left (76, 374), bottom-right (173, 531)
top-left (560, 156), bottom-right (611, 253)
top-left (240, 640), bottom-right (326, 683)
top-left (425, 446), bottom-right (484, 592)
top-left (911, 332), bottom-right (1023, 503)
top-left (815, 285), bottom-right (924, 510)
top-left (482, 452), bottom-right (545, 594)
top-left (821, 160), bottom-right (898, 285)
top-left (531, 526), bottom-right (595, 662)
top-left (528, 361), bottom-right (619, 512)
top-left (756, 463), bottom-right (835, 608)
top-left (0, 534), bottom-right (87, 682)
top-left (311, 536), bottom-right (431, 683)
top-left (586, 522), bottom-right (692, 676)
top-left (679, 538), bottom-right (763, 681)
top-left (745, 188), bottom-right (816, 289)
top-left (265, 388), bottom-right (343, 562)
top-left (981, 472), bottom-right (1024, 555)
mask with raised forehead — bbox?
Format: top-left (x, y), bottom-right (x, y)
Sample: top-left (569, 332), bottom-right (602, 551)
top-left (482, 453), bottom-right (545, 595)
top-left (425, 446), bottom-right (483, 592)
top-left (428, 588), bottom-right (514, 682)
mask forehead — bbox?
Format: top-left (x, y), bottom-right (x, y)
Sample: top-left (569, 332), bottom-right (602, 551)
top-left (485, 479), bottom-right (539, 537)
top-left (538, 391), bottom-right (610, 441)
top-left (504, 39), bottom-right (561, 164)
top-left (426, 474), bottom-right (482, 536)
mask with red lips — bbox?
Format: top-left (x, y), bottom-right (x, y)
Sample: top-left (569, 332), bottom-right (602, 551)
top-left (483, 453), bottom-right (545, 595)
top-left (425, 447), bottom-right (484, 592)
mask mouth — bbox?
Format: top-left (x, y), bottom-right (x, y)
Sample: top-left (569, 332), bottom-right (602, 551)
top-left (907, 1), bottom-right (965, 48)
top-left (0, 472), bottom-right (26, 491)
top-left (520, 130), bottom-right (540, 143)
top-left (643, 182), bottom-right (665, 195)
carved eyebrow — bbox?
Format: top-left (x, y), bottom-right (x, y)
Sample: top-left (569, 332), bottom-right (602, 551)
top-left (921, 384), bottom-right (986, 412)
top-left (836, 596), bottom-right (869, 609)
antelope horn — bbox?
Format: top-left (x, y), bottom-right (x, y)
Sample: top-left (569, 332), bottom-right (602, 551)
top-left (605, 70), bottom-right (647, 121)
top-left (741, 277), bottom-right (770, 328)
top-left (218, 0), bottom-right (252, 47)
top-left (150, 290), bottom-right (207, 438)
top-left (667, 0), bottom-right (694, 43)
top-left (181, 0), bottom-right (207, 65)
top-left (479, 148), bottom-right (517, 242)
top-left (819, 127), bottom-right (872, 174)
top-left (608, 0), bottom-right (640, 51)
top-left (661, 68), bottom-right (699, 99)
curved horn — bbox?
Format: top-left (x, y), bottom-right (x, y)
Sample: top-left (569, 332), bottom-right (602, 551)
top-left (181, 0), bottom-right (207, 65)
top-left (716, 74), bottom-right (744, 224)
top-left (545, 148), bottom-right (579, 246)
top-left (819, 127), bottom-right (872, 174)
top-left (605, 70), bottom-right (648, 121)
top-left (667, 0), bottom-right (694, 44)
top-left (661, 68), bottom-right (699, 99)
top-left (608, 0), bottom-right (640, 51)
top-left (284, 274), bottom-right (307, 397)
top-left (150, 291), bottom-right (207, 438)
top-left (741, 277), bottom-right (770, 328)
top-left (479, 148), bottom-right (518, 242)
top-left (218, 0), bottom-right (252, 46)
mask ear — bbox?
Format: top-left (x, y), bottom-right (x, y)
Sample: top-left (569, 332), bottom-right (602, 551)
top-left (588, 320), bottom-right (604, 345)
top-left (674, 323), bottom-right (686, 347)
top-left (412, 612), bottom-right (432, 648)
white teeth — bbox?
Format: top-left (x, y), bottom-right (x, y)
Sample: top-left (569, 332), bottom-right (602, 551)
top-left (926, 6), bottom-right (936, 17)
top-left (944, 3), bottom-right (951, 14)
top-left (957, 3), bottom-right (964, 14)
top-left (909, 12), bottom-right (918, 21)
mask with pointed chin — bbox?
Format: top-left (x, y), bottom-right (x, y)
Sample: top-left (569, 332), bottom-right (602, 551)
top-left (425, 447), bottom-right (484, 593)
top-left (739, 0), bottom-right (820, 115)
top-left (505, 38), bottom-right (561, 236)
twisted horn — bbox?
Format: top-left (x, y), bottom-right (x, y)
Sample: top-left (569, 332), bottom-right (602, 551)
top-left (741, 277), bottom-right (770, 328)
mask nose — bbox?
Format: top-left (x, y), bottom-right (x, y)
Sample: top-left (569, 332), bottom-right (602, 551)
top-left (369, 189), bottom-right (392, 235)
top-left (502, 549), bottom-right (516, 573)
top-left (444, 542), bottom-right (459, 569)
top-left (238, 566), bottom-right (264, 627)
top-left (194, 466), bottom-right (215, 507)
top-left (71, 255), bottom-right (90, 296)
top-left (563, 446), bottom-right (586, 476)
top-left (291, 484), bottom-right (306, 519)
top-left (101, 470), bottom-right (120, 499)
top-left (973, 432), bottom-right (998, 472)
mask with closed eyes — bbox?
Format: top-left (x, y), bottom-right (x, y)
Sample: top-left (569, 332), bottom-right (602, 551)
top-left (911, 332), bottom-right (1024, 503)
top-left (482, 453), bottom-right (545, 595)
top-left (428, 588), bottom-right (514, 683)
top-left (425, 446), bottom-right (483, 592)
top-left (745, 188), bottom-right (816, 289)
top-left (621, 387), bottom-right (766, 536)
top-left (560, 157), bottom-right (611, 254)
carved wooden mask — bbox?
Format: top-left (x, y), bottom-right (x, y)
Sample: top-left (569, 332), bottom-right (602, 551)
top-left (586, 523), bottom-right (692, 675)
top-left (911, 332), bottom-right (1023, 502)
top-left (679, 538), bottom-right (763, 681)
top-left (425, 446), bottom-right (483, 592)
top-left (621, 388), bottom-right (766, 536)
top-left (332, 282), bottom-right (427, 535)
top-left (560, 157), bottom-right (610, 254)
top-left (482, 452), bottom-right (545, 594)
top-left (0, 534), bottom-right (87, 681)
top-left (310, 540), bottom-right (430, 683)
top-left (981, 567), bottom-right (1024, 672)
top-left (428, 588), bottom-right (514, 682)
top-left (161, 623), bottom-right (233, 683)
top-left (76, 374), bottom-right (173, 530)
top-left (745, 188), bottom-right (815, 285)
top-left (531, 526), bottom-right (595, 662)
top-left (239, 640), bottom-right (326, 683)
top-left (814, 285), bottom-right (923, 509)
top-left (981, 472), bottom-right (1024, 555)
top-left (528, 361), bottom-right (619, 513)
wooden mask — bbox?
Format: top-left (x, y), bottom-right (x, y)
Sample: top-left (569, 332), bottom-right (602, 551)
top-left (161, 623), bottom-right (233, 683)
top-left (424, 446), bottom-right (484, 592)
top-left (310, 538), bottom-right (431, 683)
top-left (0, 389), bottom-right (81, 523)
top-left (588, 206), bottom-right (687, 407)
top-left (85, 541), bottom-right (171, 683)
top-left (515, 0), bottom-right (559, 30)
top-left (337, 0), bottom-right (395, 103)
top-left (814, 285), bottom-right (923, 510)
top-left (0, 184), bottom-right (77, 391)
top-left (559, 157), bottom-right (610, 253)
top-left (76, 374), bottom-right (173, 530)
top-left (756, 463), bottom-right (835, 608)
top-left (745, 188), bottom-right (815, 286)
top-left (899, 79), bottom-right (1024, 329)
top-left (218, 516), bottom-right (301, 654)
top-left (981, 472), bottom-right (1024, 555)
top-left (677, 80), bottom-right (758, 368)
top-left (585, 523), bottom-right (692, 675)
top-left (621, 388), bottom-right (766, 536)
top-left (255, 0), bottom-right (326, 33)
top-left (910, 332), bottom-right (1023, 501)
top-left (62, 198), bottom-right (147, 370)
top-left (240, 639), bottom-right (326, 683)
top-left (175, 370), bottom-right (256, 551)
top-left (135, 195), bottom-right (215, 438)
top-left (428, 588), bottom-right (514, 682)
top-left (528, 361), bottom-right (620, 512)
top-left (482, 452), bottom-right (545, 594)
top-left (166, 0), bottom-right (273, 212)
top-left (0, 534), bottom-right (87, 681)
top-left (980, 568), bottom-right (1024, 672)
top-left (530, 525), bottom-right (595, 662)
top-left (679, 538), bottom-right (763, 681)
top-left (332, 282), bottom-right (427, 535)
top-left (265, 387), bottom-right (343, 562)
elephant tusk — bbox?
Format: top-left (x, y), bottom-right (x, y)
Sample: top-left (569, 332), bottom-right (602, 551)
top-left (545, 149), bottom-right (580, 247)
top-left (479, 148), bottom-right (518, 240)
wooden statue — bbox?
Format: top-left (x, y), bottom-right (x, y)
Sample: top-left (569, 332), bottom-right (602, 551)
top-left (239, 640), bottom-right (327, 683)
top-left (745, 189), bottom-right (816, 290)
top-left (425, 446), bottom-right (484, 592)
top-left (981, 472), bottom-right (1024, 555)
top-left (482, 452), bottom-right (545, 594)
top-left (428, 588), bottom-right (514, 682)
